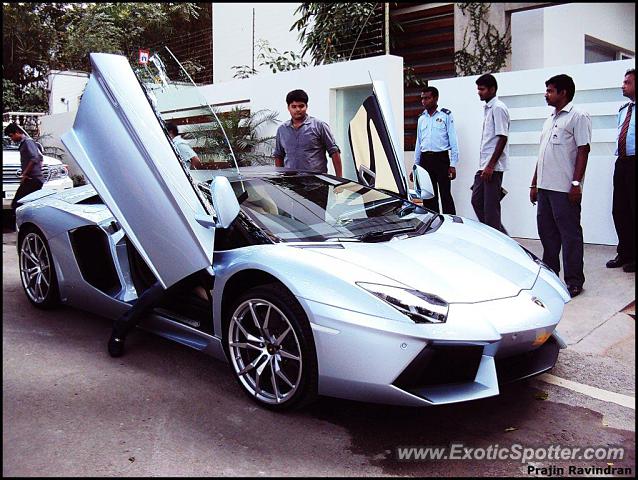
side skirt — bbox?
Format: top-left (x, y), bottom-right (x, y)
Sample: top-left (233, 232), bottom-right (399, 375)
top-left (139, 313), bottom-right (227, 363)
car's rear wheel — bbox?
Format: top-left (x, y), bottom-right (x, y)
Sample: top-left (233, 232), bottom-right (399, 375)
top-left (19, 227), bottom-right (60, 309)
top-left (226, 283), bottom-right (317, 410)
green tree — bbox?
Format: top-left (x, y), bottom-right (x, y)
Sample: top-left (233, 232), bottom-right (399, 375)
top-left (256, 39), bottom-right (308, 74)
top-left (53, 3), bottom-right (202, 72)
top-left (52, 8), bottom-right (124, 70)
top-left (2, 80), bottom-right (22, 112)
top-left (290, 3), bottom-right (381, 65)
top-left (232, 39), bottom-right (308, 79)
top-left (2, 3), bottom-right (204, 112)
top-left (3, 3), bottom-right (64, 111)
top-left (289, 3), bottom-right (417, 87)
top-left (454, 3), bottom-right (511, 76)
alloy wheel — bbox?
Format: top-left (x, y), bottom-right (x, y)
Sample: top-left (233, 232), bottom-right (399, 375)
top-left (228, 298), bottom-right (303, 405)
top-left (20, 232), bottom-right (53, 304)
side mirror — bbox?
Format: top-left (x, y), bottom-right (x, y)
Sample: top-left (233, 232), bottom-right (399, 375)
top-left (210, 175), bottom-right (240, 229)
top-left (412, 164), bottom-right (435, 200)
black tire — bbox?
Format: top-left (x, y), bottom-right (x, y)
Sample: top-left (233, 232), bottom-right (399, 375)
top-left (18, 226), bottom-right (60, 309)
top-left (224, 283), bottom-right (318, 411)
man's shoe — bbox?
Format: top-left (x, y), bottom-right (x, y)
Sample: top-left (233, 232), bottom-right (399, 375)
top-left (622, 262), bottom-right (635, 273)
top-left (567, 285), bottom-right (583, 298)
top-left (108, 334), bottom-right (125, 358)
top-left (606, 255), bottom-right (628, 268)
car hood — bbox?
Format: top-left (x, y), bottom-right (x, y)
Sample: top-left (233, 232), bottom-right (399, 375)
top-left (2, 150), bottom-right (62, 165)
top-left (311, 217), bottom-right (540, 303)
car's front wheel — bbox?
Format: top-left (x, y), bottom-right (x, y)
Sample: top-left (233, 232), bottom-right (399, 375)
top-left (226, 283), bottom-right (318, 410)
top-left (19, 227), bottom-right (60, 309)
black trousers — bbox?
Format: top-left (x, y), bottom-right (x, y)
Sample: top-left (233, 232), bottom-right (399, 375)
top-left (470, 171), bottom-right (507, 234)
top-left (537, 189), bottom-right (585, 288)
top-left (612, 155), bottom-right (635, 262)
top-left (418, 151), bottom-right (456, 214)
top-left (112, 281), bottom-right (167, 338)
top-left (11, 178), bottom-right (43, 212)
top-left (112, 270), bottom-right (212, 339)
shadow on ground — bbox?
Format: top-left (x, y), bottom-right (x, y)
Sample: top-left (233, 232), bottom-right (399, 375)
top-left (5, 297), bottom-right (634, 477)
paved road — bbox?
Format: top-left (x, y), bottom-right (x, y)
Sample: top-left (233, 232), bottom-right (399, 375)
top-left (3, 230), bottom-right (635, 476)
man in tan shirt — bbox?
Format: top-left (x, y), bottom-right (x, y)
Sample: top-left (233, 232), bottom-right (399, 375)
top-left (530, 74), bottom-right (591, 298)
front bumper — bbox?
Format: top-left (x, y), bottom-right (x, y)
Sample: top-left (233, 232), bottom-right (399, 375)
top-left (392, 335), bottom-right (560, 404)
top-left (301, 271), bottom-right (566, 407)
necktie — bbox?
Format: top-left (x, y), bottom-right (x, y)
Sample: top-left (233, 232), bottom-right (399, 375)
top-left (618, 103), bottom-right (633, 157)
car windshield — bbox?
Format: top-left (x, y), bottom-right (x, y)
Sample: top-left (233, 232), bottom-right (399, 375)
top-left (3, 136), bottom-right (19, 150)
top-left (227, 174), bottom-right (437, 243)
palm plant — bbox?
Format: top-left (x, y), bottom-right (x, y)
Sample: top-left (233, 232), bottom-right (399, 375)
top-left (184, 106), bottom-right (280, 168)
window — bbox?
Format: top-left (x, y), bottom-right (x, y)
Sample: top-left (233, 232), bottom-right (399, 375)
top-left (585, 36), bottom-right (634, 64)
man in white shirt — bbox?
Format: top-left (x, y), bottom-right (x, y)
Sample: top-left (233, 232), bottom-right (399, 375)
top-left (471, 74), bottom-right (509, 234)
top-left (166, 123), bottom-right (203, 170)
top-left (529, 74), bottom-right (591, 298)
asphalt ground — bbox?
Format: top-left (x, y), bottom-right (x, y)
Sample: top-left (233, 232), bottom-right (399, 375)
top-left (2, 226), bottom-right (635, 477)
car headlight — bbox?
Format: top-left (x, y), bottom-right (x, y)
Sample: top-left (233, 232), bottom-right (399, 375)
top-left (357, 282), bottom-right (448, 324)
top-left (47, 164), bottom-right (69, 181)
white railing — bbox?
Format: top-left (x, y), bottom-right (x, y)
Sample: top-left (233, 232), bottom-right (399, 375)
top-left (2, 111), bottom-right (46, 137)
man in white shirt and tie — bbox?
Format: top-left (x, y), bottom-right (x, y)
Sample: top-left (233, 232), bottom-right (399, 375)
top-left (606, 68), bottom-right (635, 273)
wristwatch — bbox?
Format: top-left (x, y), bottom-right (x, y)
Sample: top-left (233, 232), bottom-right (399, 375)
top-left (571, 180), bottom-right (581, 187)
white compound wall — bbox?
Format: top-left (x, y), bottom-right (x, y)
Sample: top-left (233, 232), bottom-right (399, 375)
top-left (511, 3), bottom-right (635, 71)
top-left (405, 59), bottom-right (635, 245)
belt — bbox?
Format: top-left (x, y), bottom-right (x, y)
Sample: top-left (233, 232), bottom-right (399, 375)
top-left (422, 150), bottom-right (449, 156)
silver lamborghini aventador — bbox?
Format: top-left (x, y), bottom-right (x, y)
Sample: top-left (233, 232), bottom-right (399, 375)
top-left (15, 50), bottom-right (570, 410)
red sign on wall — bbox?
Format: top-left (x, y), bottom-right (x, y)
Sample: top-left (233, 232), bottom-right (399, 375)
top-left (139, 49), bottom-right (150, 65)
